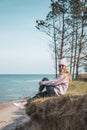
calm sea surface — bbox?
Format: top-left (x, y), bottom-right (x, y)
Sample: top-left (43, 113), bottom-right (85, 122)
top-left (0, 74), bottom-right (54, 103)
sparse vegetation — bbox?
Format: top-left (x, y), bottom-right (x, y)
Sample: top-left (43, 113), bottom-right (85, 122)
top-left (66, 80), bottom-right (87, 96)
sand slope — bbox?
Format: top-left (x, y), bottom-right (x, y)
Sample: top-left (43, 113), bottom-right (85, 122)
top-left (0, 99), bottom-right (30, 130)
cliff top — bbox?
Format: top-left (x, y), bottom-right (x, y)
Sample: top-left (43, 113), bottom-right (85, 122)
top-left (26, 80), bottom-right (87, 130)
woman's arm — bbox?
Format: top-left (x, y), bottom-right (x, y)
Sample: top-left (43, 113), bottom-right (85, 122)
top-left (39, 75), bottom-right (68, 86)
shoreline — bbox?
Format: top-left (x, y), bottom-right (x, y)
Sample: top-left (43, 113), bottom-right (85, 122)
top-left (0, 96), bottom-right (30, 104)
top-left (0, 98), bottom-right (30, 130)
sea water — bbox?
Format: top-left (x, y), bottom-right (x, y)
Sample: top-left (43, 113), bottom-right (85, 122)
top-left (0, 74), bottom-right (54, 103)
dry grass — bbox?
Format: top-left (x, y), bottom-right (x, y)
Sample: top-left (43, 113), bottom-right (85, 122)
top-left (66, 80), bottom-right (87, 96)
top-left (77, 74), bottom-right (87, 81)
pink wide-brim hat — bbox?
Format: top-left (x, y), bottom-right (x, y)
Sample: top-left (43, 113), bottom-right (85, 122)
top-left (59, 58), bottom-right (67, 66)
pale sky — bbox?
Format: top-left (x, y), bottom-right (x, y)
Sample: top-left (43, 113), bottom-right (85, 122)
top-left (0, 0), bottom-right (55, 74)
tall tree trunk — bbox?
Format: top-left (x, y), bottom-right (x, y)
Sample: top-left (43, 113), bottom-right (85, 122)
top-left (52, 0), bottom-right (57, 78)
top-left (60, 1), bottom-right (65, 59)
top-left (53, 18), bottom-right (57, 78)
top-left (70, 20), bottom-right (74, 77)
top-left (73, 26), bottom-right (78, 79)
top-left (76, 17), bottom-right (84, 79)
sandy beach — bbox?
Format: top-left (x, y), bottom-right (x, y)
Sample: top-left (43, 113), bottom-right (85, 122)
top-left (0, 99), bottom-right (30, 130)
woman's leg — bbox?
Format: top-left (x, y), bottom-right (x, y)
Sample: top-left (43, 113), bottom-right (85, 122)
top-left (32, 91), bottom-right (48, 98)
top-left (39, 77), bottom-right (49, 92)
top-left (27, 91), bottom-right (48, 104)
top-left (32, 85), bottom-right (56, 99)
top-left (27, 77), bottom-right (49, 103)
top-left (46, 86), bottom-right (56, 96)
top-left (39, 77), bottom-right (56, 96)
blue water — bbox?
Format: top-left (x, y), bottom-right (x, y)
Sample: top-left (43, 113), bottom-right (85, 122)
top-left (0, 74), bottom-right (54, 103)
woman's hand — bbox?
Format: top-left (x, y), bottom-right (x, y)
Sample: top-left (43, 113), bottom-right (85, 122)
top-left (39, 81), bottom-right (43, 86)
top-left (37, 90), bottom-right (41, 94)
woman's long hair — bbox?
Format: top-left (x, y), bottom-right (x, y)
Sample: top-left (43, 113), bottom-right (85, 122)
top-left (64, 66), bottom-right (71, 84)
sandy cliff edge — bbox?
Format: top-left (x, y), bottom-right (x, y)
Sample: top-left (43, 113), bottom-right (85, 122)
top-left (26, 95), bottom-right (87, 130)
